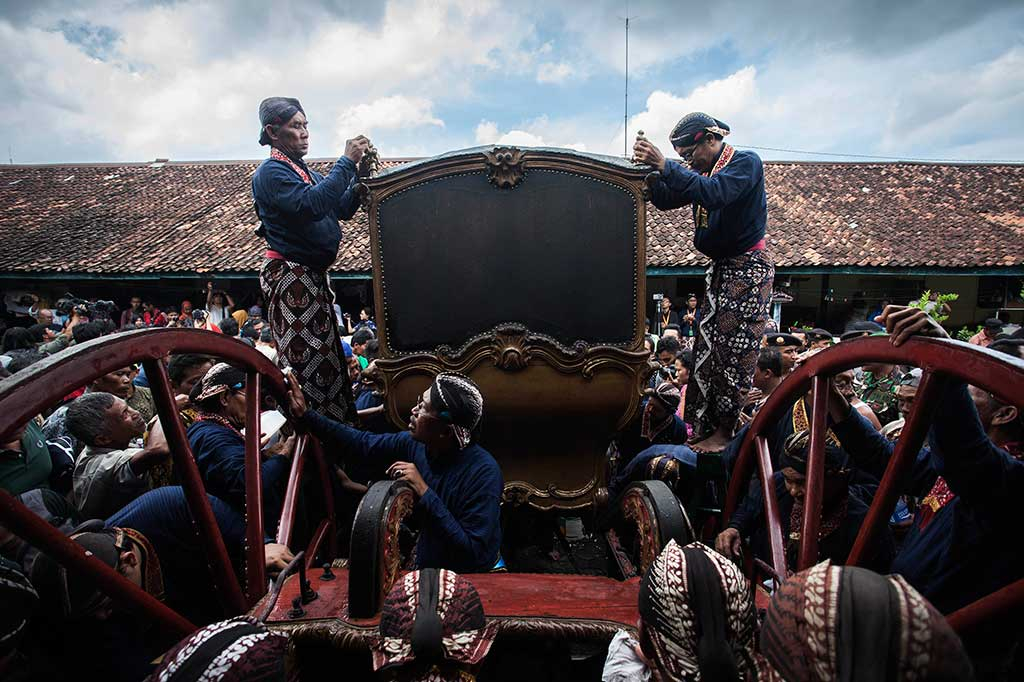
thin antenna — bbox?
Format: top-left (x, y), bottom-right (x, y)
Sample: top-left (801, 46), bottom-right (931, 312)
top-left (624, 16), bottom-right (629, 157)
top-left (7, 145), bottom-right (11, 165)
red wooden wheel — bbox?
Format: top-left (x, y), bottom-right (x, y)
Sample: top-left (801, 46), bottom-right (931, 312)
top-left (723, 335), bottom-right (1024, 635)
top-left (0, 328), bottom-right (335, 638)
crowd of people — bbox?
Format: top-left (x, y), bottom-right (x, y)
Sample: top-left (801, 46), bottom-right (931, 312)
top-left (1, 100), bottom-right (1022, 682)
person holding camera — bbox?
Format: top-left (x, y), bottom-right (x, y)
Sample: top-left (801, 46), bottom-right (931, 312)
top-left (634, 112), bottom-right (772, 454)
top-left (253, 96), bottom-right (372, 424)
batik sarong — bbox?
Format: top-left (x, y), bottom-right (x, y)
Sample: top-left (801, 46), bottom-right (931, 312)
top-left (685, 249), bottom-right (774, 440)
top-left (260, 258), bottom-right (355, 424)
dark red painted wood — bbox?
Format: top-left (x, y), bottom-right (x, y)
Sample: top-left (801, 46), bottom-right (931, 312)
top-left (0, 487), bottom-right (195, 639)
top-left (244, 371), bottom-right (267, 604)
top-left (797, 376), bottom-right (829, 570)
top-left (145, 358), bottom-right (248, 614)
top-left (262, 568), bottom-right (641, 629)
top-left (946, 577), bottom-right (1024, 636)
top-left (756, 436), bottom-right (787, 581)
top-left (308, 438), bottom-right (337, 561)
top-left (304, 519), bottom-right (332, 572)
top-left (276, 434), bottom-right (308, 548)
top-left (846, 370), bottom-right (946, 567)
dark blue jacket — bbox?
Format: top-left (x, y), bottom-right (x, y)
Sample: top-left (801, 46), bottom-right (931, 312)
top-left (832, 382), bottom-right (1024, 614)
top-left (617, 412), bottom-right (689, 463)
top-left (105, 487), bottom-right (256, 625)
top-left (251, 155), bottom-right (361, 270)
top-left (303, 410), bottom-right (503, 573)
top-left (648, 150), bottom-right (767, 261)
top-left (186, 420), bottom-right (290, 529)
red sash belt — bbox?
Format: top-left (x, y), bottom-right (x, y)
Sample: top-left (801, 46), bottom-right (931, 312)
top-left (265, 249), bottom-right (286, 261)
top-left (747, 238), bottom-right (766, 252)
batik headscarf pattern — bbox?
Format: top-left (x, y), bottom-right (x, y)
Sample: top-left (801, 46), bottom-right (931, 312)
top-left (372, 569), bottom-right (498, 681)
top-left (638, 540), bottom-right (759, 681)
top-left (669, 112), bottom-right (731, 148)
top-left (258, 97), bottom-right (304, 146)
top-left (430, 373), bottom-right (484, 449)
top-left (641, 381), bottom-right (682, 441)
top-left (760, 560), bottom-right (975, 682)
top-left (191, 362), bottom-right (245, 404)
top-left (147, 617), bottom-right (290, 682)
top-left (779, 430), bottom-right (850, 565)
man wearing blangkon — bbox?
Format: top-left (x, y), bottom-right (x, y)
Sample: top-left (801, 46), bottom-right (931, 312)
top-left (634, 113), bottom-right (773, 453)
top-left (253, 96), bottom-right (371, 424)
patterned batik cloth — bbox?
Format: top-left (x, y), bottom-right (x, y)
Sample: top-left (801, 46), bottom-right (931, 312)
top-left (373, 569), bottom-right (498, 679)
top-left (147, 617), bottom-right (289, 682)
top-left (760, 560), bottom-right (975, 682)
top-left (685, 249), bottom-right (774, 441)
top-left (638, 540), bottom-right (762, 681)
top-left (260, 257), bottom-right (356, 424)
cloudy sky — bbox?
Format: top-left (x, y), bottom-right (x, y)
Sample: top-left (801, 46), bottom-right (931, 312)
top-left (1, 0), bottom-right (1022, 164)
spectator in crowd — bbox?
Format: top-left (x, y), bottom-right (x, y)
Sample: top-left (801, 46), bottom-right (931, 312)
top-left (25, 323), bottom-right (55, 346)
top-left (616, 381), bottom-right (689, 463)
top-left (760, 560), bottom-right (973, 682)
top-left (661, 322), bottom-right (682, 340)
top-left (141, 301), bottom-right (166, 327)
top-left (0, 420), bottom-right (51, 496)
top-left (716, 429), bottom-right (894, 572)
top-left (191, 309), bottom-right (222, 333)
top-left (364, 337), bottom-right (380, 362)
top-left (34, 306), bottom-right (54, 326)
top-left (186, 364), bottom-right (295, 527)
top-left (857, 358), bottom-right (903, 427)
top-left (351, 327), bottom-right (374, 370)
top-left (655, 335), bottom-right (681, 369)
top-left (833, 369), bottom-right (882, 430)
top-left (205, 281), bottom-right (235, 327)
top-left (739, 347), bottom-right (784, 426)
top-left (805, 327), bottom-right (834, 351)
top-left (657, 294), bottom-right (679, 333)
top-left (679, 293), bottom-right (700, 339)
top-left (148, 617), bottom-right (290, 682)
top-left (167, 353), bottom-right (216, 406)
top-left (231, 308), bottom-right (249, 329)
top-left (219, 316), bottom-right (240, 338)
top-left (880, 368), bottom-right (922, 440)
top-left (119, 296), bottom-right (143, 328)
top-left (30, 486), bottom-right (294, 678)
top-left (2, 327), bottom-right (34, 354)
top-left (248, 305), bottom-right (264, 325)
top-left (179, 299), bottom-right (195, 327)
top-left (372, 569), bottom-right (497, 682)
top-left (164, 305), bottom-right (182, 327)
top-left (344, 306), bottom-right (377, 335)
top-left (642, 335), bottom-right (655, 359)
top-left (989, 338), bottom-right (1024, 360)
top-left (839, 319), bottom-right (883, 342)
top-left (288, 372), bottom-right (503, 573)
top-left (65, 392), bottom-right (170, 519)
top-left (255, 327), bottom-right (278, 364)
top-left (763, 332), bottom-right (802, 375)
top-left (969, 317), bottom-right (1003, 347)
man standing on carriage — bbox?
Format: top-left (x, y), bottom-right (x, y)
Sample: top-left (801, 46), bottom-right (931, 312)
top-left (252, 97), bottom-right (372, 424)
top-left (634, 113), bottom-right (773, 453)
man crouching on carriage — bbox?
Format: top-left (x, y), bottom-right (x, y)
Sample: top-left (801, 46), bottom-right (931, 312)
top-left (287, 373), bottom-right (503, 574)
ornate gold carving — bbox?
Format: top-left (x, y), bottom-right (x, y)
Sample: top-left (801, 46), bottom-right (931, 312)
top-left (380, 488), bottom-right (415, 605)
top-left (492, 324), bottom-right (531, 371)
top-left (621, 489), bottom-right (660, 574)
top-left (483, 147), bottom-right (526, 189)
top-left (502, 478), bottom-right (600, 510)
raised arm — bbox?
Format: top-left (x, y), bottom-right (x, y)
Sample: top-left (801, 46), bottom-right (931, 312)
top-left (660, 153), bottom-right (760, 210)
top-left (928, 381), bottom-right (1024, 512)
top-left (301, 409), bottom-right (418, 463)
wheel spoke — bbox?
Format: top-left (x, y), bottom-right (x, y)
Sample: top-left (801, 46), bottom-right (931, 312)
top-left (308, 438), bottom-right (338, 562)
top-left (144, 358), bottom-right (248, 614)
top-left (244, 371), bottom-right (266, 604)
top-left (276, 434), bottom-right (309, 548)
top-left (756, 435), bottom-right (787, 582)
top-left (798, 375), bottom-right (830, 570)
top-left (847, 370), bottom-right (946, 566)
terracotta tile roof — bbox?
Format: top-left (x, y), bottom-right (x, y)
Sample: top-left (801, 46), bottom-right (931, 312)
top-left (0, 158), bottom-right (1021, 275)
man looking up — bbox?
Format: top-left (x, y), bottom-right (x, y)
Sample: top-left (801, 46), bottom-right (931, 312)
top-left (287, 372), bottom-right (502, 574)
top-left (253, 96), bottom-right (371, 424)
top-left (634, 113), bottom-right (772, 453)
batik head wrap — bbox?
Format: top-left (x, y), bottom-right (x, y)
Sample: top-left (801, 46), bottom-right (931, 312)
top-left (669, 112), bottom-right (731, 148)
top-left (430, 373), bottom-right (484, 449)
top-left (258, 97), bottom-right (305, 146)
top-left (189, 363), bottom-right (246, 404)
top-left (641, 381), bottom-right (681, 441)
top-left (372, 568), bottom-right (498, 681)
top-left (760, 560), bottom-right (975, 682)
top-left (30, 525), bottom-right (164, 620)
top-left (779, 430), bottom-right (847, 476)
top-left (146, 617), bottom-right (289, 682)
top-left (638, 540), bottom-right (758, 681)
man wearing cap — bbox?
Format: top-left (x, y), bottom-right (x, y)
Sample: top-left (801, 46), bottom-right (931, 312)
top-left (880, 368), bottom-right (922, 440)
top-left (615, 380), bottom-right (689, 466)
top-left (287, 372), bottom-right (503, 574)
top-left (764, 332), bottom-right (802, 375)
top-left (633, 113), bottom-right (772, 454)
top-left (969, 318), bottom-right (1003, 347)
top-left (805, 328), bottom-right (834, 352)
top-left (252, 96), bottom-right (372, 425)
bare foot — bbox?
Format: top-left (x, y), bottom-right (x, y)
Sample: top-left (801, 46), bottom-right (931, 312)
top-left (691, 432), bottom-right (732, 453)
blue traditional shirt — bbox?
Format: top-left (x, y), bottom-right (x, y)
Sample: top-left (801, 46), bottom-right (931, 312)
top-left (302, 410), bottom-right (503, 573)
top-left (832, 382), bottom-right (1024, 614)
top-left (251, 154), bottom-right (361, 270)
top-left (647, 148), bottom-right (767, 261)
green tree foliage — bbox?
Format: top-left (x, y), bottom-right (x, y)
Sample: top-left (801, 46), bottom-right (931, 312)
top-left (909, 290), bottom-right (959, 324)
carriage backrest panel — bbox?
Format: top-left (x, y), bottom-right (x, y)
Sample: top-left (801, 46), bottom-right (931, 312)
top-left (364, 147), bottom-right (653, 509)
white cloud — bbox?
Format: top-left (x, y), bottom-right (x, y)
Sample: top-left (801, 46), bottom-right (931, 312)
top-left (536, 61), bottom-right (574, 84)
top-left (335, 95), bottom-right (443, 144)
top-left (474, 120), bottom-right (500, 144)
top-left (475, 117), bottom-right (587, 151)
